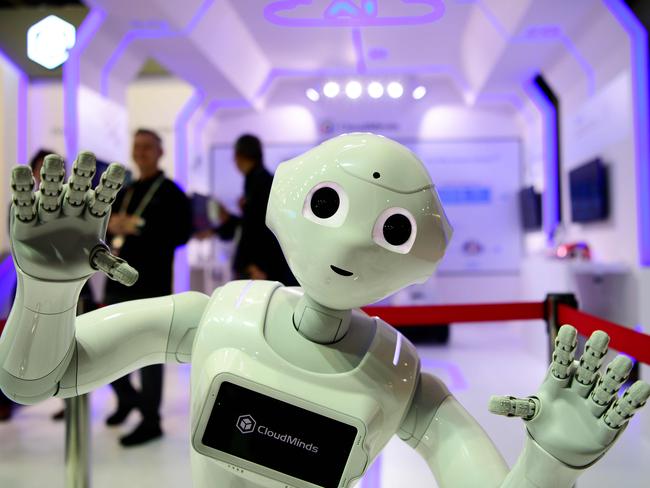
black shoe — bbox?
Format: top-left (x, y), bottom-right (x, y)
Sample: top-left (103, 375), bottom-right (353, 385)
top-left (105, 406), bottom-right (133, 426)
top-left (52, 409), bottom-right (65, 421)
top-left (119, 421), bottom-right (163, 447)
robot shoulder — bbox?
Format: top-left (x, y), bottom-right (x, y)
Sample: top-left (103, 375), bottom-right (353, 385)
top-left (206, 280), bottom-right (283, 313)
top-left (369, 316), bottom-right (421, 372)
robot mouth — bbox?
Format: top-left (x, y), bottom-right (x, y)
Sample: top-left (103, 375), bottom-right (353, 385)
top-left (330, 265), bottom-right (353, 277)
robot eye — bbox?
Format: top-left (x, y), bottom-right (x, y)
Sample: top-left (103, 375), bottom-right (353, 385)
top-left (311, 187), bottom-right (339, 218)
top-left (303, 182), bottom-right (349, 228)
top-left (372, 208), bottom-right (417, 254)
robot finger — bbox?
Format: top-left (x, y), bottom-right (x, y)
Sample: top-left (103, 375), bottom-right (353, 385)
top-left (63, 151), bottom-right (96, 217)
top-left (551, 324), bottom-right (578, 381)
top-left (589, 355), bottom-right (633, 418)
top-left (603, 381), bottom-right (650, 429)
top-left (38, 154), bottom-right (65, 222)
top-left (87, 163), bottom-right (125, 218)
top-left (572, 330), bottom-right (609, 398)
top-left (90, 247), bottom-right (138, 286)
top-left (488, 395), bottom-right (538, 420)
top-left (11, 166), bottom-right (36, 223)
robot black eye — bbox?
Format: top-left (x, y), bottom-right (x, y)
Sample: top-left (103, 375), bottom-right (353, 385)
top-left (383, 214), bottom-right (412, 246)
top-left (310, 187), bottom-right (340, 219)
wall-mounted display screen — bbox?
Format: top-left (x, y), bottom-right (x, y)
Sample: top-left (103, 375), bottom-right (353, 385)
top-left (190, 194), bottom-right (220, 232)
top-left (569, 158), bottom-right (609, 223)
top-left (519, 186), bottom-right (542, 231)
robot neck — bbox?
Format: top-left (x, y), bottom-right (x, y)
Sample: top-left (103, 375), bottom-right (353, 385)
top-left (293, 294), bottom-right (351, 344)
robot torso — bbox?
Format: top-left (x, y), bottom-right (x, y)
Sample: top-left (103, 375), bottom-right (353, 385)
top-left (189, 280), bottom-right (420, 488)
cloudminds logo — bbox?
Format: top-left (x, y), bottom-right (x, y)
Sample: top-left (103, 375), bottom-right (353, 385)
top-left (236, 415), bottom-right (256, 434)
top-left (234, 415), bottom-right (319, 454)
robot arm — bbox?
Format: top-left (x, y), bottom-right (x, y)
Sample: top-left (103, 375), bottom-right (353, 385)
top-left (491, 325), bottom-right (650, 487)
top-left (55, 291), bottom-right (208, 399)
top-left (398, 372), bottom-right (509, 487)
top-left (401, 326), bottom-right (650, 488)
top-left (0, 153), bottom-right (208, 404)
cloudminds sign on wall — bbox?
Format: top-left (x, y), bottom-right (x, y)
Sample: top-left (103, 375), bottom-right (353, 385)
top-left (319, 119), bottom-right (401, 136)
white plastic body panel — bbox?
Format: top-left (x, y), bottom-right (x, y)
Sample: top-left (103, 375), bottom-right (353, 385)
top-left (189, 280), bottom-right (420, 488)
top-left (2, 270), bottom-right (84, 380)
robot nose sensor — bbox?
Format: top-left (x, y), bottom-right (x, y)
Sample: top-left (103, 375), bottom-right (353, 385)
top-left (330, 265), bottom-right (353, 277)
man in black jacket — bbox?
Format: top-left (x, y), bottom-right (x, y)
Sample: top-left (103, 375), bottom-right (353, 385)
top-left (104, 128), bottom-right (192, 446)
top-left (213, 134), bottom-right (296, 285)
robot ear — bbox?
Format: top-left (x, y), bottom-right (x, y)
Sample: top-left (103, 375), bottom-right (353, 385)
top-left (431, 186), bottom-right (453, 244)
top-left (439, 211), bottom-right (453, 245)
top-left (409, 187), bottom-right (453, 265)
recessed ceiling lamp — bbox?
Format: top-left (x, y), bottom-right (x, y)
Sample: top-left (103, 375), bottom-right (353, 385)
top-left (323, 81), bottom-right (340, 98)
top-left (412, 86), bottom-right (427, 100)
top-left (345, 80), bottom-right (363, 99)
top-left (387, 81), bottom-right (404, 99)
top-left (27, 15), bottom-right (76, 70)
top-left (367, 81), bottom-right (384, 99)
top-left (306, 88), bottom-right (320, 102)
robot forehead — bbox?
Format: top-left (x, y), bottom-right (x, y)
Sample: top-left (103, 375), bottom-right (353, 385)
top-left (313, 133), bottom-right (433, 194)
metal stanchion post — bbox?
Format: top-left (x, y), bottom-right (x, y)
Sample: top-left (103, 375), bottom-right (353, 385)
top-left (544, 293), bottom-right (579, 363)
top-left (65, 295), bottom-right (93, 488)
top-left (65, 394), bottom-right (90, 488)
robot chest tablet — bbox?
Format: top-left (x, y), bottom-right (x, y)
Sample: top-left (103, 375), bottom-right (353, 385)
top-left (192, 375), bottom-right (367, 488)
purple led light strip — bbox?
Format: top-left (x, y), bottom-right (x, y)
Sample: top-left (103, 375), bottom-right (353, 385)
top-left (603, 0), bottom-right (650, 266)
top-left (523, 78), bottom-right (559, 243)
top-left (352, 28), bottom-right (367, 74)
top-left (63, 8), bottom-right (106, 162)
top-left (0, 47), bottom-right (28, 164)
top-left (478, 91), bottom-right (534, 124)
top-left (173, 89), bottom-right (204, 294)
top-left (264, 0), bottom-right (445, 27)
top-left (475, 0), bottom-right (596, 97)
top-left (475, 0), bottom-right (509, 39)
top-left (101, 0), bottom-right (215, 98)
top-left (512, 27), bottom-right (596, 96)
top-left (175, 90), bottom-right (205, 191)
top-left (193, 99), bottom-right (249, 153)
top-left (0, 255), bottom-right (17, 314)
top-left (360, 454), bottom-right (382, 488)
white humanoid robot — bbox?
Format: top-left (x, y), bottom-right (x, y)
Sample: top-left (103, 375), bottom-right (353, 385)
top-left (0, 133), bottom-right (648, 488)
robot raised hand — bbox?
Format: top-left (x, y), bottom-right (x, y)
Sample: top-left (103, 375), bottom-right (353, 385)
top-left (10, 152), bottom-right (136, 285)
top-left (490, 325), bottom-right (650, 485)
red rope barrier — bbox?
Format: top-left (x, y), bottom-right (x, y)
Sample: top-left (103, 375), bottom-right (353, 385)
top-left (363, 302), bottom-right (545, 326)
top-left (558, 304), bottom-right (650, 365)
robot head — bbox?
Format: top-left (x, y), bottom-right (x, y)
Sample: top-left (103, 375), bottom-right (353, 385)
top-left (267, 133), bottom-right (452, 310)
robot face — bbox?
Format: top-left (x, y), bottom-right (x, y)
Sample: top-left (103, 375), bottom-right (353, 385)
top-left (267, 133), bottom-right (452, 310)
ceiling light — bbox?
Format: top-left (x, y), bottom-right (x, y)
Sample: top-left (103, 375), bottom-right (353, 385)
top-left (412, 86), bottom-right (427, 100)
top-left (306, 88), bottom-right (320, 102)
top-left (323, 81), bottom-right (340, 98)
top-left (27, 15), bottom-right (76, 70)
top-left (387, 81), bottom-right (403, 99)
top-left (367, 81), bottom-right (384, 99)
top-left (345, 80), bottom-right (362, 99)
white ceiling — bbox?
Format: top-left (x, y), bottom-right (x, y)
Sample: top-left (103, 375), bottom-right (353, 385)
top-left (84, 0), bottom-right (612, 110)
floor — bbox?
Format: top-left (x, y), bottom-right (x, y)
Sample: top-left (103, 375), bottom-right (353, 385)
top-left (1, 321), bottom-right (648, 487)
